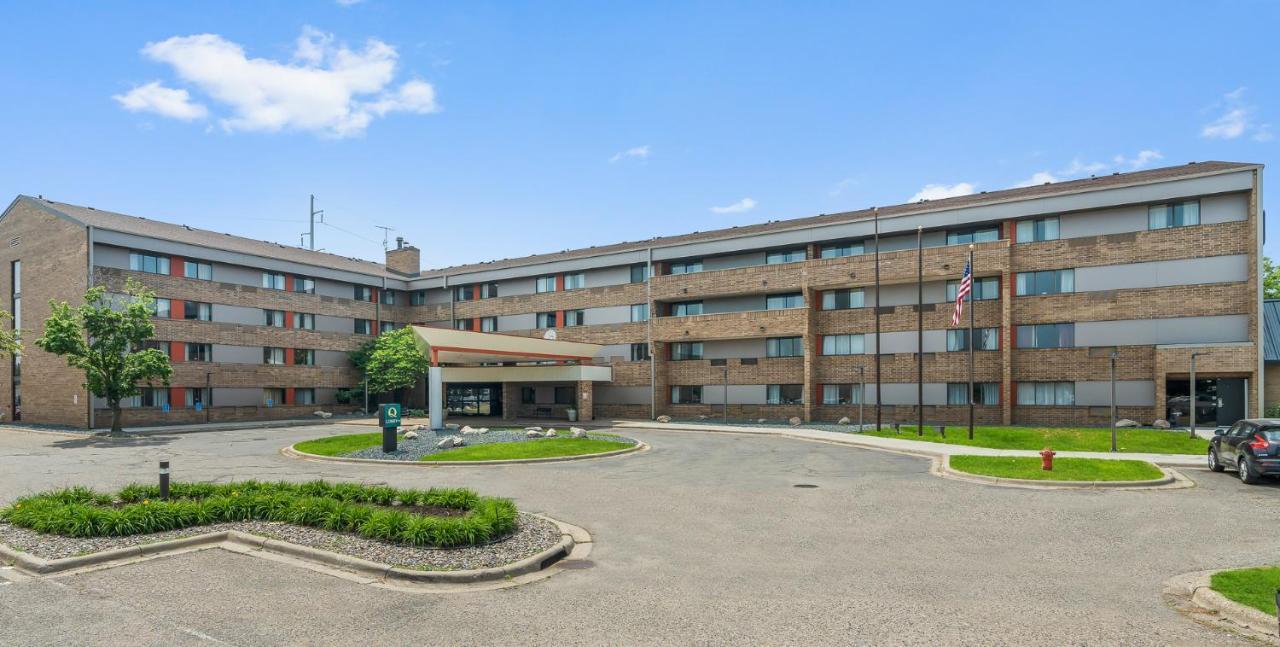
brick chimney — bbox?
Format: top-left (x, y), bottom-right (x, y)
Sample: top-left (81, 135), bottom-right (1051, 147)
top-left (385, 236), bottom-right (421, 276)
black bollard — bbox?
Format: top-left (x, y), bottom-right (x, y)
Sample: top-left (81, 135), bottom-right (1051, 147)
top-left (159, 460), bottom-right (170, 500)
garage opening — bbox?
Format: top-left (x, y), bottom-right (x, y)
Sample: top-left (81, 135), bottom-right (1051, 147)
top-left (1164, 377), bottom-right (1246, 427)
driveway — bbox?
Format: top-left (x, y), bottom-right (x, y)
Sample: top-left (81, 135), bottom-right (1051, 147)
top-left (0, 424), bottom-right (1274, 646)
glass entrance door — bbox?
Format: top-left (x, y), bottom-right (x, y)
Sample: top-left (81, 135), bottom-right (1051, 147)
top-left (446, 383), bottom-right (502, 416)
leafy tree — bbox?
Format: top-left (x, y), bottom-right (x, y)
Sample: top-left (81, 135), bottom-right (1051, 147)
top-left (0, 311), bottom-right (20, 359)
top-left (1265, 257), bottom-right (1280, 300)
top-left (35, 278), bottom-right (172, 435)
top-left (363, 327), bottom-right (429, 395)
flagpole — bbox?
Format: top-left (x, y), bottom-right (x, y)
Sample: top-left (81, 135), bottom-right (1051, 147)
top-left (917, 225), bottom-right (924, 437)
top-left (968, 244), bottom-right (975, 440)
top-left (873, 208), bottom-right (881, 432)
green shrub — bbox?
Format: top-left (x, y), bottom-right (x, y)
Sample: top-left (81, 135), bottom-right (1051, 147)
top-left (0, 480), bottom-right (515, 549)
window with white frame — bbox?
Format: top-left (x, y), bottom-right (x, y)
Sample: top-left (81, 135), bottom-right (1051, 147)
top-left (1016, 217), bottom-right (1059, 243)
top-left (766, 249), bottom-right (806, 264)
top-left (946, 227), bottom-right (999, 245)
top-left (822, 288), bottom-right (864, 310)
top-left (564, 309), bottom-right (585, 326)
top-left (766, 293), bottom-right (803, 309)
top-left (262, 272), bottom-right (286, 290)
top-left (668, 260), bottom-right (702, 275)
top-left (820, 242), bottom-right (863, 259)
top-left (630, 303), bottom-right (649, 322)
top-left (767, 384), bottom-right (803, 405)
top-left (946, 327), bottom-right (999, 351)
top-left (152, 298), bottom-right (171, 319)
top-left (184, 302), bottom-right (212, 321)
top-left (1016, 323), bottom-right (1074, 349)
top-left (670, 385), bottom-right (702, 404)
top-left (129, 251), bottom-right (170, 275)
top-left (264, 347), bottom-right (285, 365)
top-left (1148, 201), bottom-right (1200, 230)
top-left (766, 336), bottom-right (803, 358)
top-left (264, 310), bottom-right (285, 327)
top-left (822, 384), bottom-right (863, 405)
top-left (536, 311), bottom-right (558, 328)
top-left (1017, 382), bottom-right (1075, 406)
top-left (292, 312), bottom-right (314, 330)
top-left (670, 301), bottom-right (702, 316)
top-left (535, 276), bottom-right (557, 293)
top-left (671, 342), bottom-right (703, 360)
top-left (184, 260), bottom-right (213, 280)
top-left (480, 317), bottom-right (497, 332)
top-left (563, 272), bottom-right (585, 290)
top-left (1015, 269), bottom-right (1074, 296)
top-left (822, 334), bottom-right (864, 355)
top-left (948, 382), bottom-right (999, 405)
top-left (947, 276), bottom-right (999, 301)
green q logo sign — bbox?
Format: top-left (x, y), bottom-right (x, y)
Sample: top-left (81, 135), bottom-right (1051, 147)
top-left (387, 406), bottom-right (399, 418)
top-left (381, 403), bottom-right (402, 427)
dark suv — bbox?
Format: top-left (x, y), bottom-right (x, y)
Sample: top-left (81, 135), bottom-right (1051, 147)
top-left (1208, 419), bottom-right (1280, 484)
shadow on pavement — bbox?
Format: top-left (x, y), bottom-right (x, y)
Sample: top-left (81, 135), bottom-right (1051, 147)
top-left (49, 435), bottom-right (180, 449)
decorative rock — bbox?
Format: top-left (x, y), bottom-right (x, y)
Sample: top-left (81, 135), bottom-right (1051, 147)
top-left (1115, 418), bottom-right (1139, 428)
top-left (436, 437), bottom-right (453, 449)
top-left (313, 410), bottom-right (326, 417)
top-left (403, 430), bottom-right (419, 440)
top-left (656, 415), bottom-right (671, 423)
top-left (526, 430), bottom-right (543, 438)
top-left (445, 423), bottom-right (460, 429)
top-left (756, 418), bottom-right (767, 424)
top-left (1152, 419), bottom-right (1171, 429)
top-left (545, 428), bottom-right (557, 437)
top-left (451, 436), bottom-right (465, 447)
top-left (788, 417), bottom-right (802, 426)
top-left (460, 425), bottom-right (474, 434)
top-left (525, 426), bottom-right (543, 432)
top-left (837, 417), bottom-right (851, 425)
top-left (571, 428), bottom-right (587, 438)
top-left (477, 427), bottom-right (490, 434)
top-left (416, 424), bottom-right (427, 431)
top-left (697, 414), bottom-right (709, 420)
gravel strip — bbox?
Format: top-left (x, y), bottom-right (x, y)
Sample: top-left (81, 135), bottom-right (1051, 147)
top-left (0, 513), bottom-right (562, 571)
top-left (345, 427), bottom-right (635, 462)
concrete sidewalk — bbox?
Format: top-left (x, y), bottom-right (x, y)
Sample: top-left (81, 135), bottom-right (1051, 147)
top-left (612, 420), bottom-right (1206, 467)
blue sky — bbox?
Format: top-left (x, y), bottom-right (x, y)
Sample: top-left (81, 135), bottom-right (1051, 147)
top-left (1, 1), bottom-right (1276, 268)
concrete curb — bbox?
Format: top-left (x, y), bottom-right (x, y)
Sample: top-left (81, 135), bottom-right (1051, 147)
top-left (1164, 569), bottom-right (1279, 644)
top-left (0, 516), bottom-right (587, 589)
top-left (281, 439), bottom-right (648, 467)
top-left (932, 455), bottom-right (1193, 490)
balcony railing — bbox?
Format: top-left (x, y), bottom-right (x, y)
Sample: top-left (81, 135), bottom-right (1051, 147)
top-left (652, 307), bottom-right (808, 341)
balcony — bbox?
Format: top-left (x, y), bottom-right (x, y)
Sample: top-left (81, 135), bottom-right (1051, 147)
top-left (651, 261), bottom-right (806, 302)
top-left (652, 307), bottom-right (807, 342)
top-left (807, 239), bottom-right (1010, 289)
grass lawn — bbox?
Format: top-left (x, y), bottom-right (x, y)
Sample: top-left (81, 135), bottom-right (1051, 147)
top-left (425, 438), bottom-right (634, 462)
top-left (1211, 566), bottom-right (1280, 616)
top-left (948, 456), bottom-right (1164, 481)
top-left (293, 432), bottom-right (383, 456)
top-left (863, 425), bottom-right (1207, 454)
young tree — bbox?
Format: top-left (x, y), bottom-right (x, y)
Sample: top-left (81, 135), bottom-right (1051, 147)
top-left (1264, 257), bottom-right (1280, 300)
top-left (35, 278), bottom-right (172, 435)
top-left (363, 327), bottom-right (429, 396)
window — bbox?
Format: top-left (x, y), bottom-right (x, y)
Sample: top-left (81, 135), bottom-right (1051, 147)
top-left (671, 385), bottom-right (702, 404)
top-left (630, 343), bottom-right (651, 361)
top-left (946, 227), bottom-right (1000, 245)
top-left (767, 384), bottom-right (804, 405)
top-left (479, 283), bottom-right (498, 299)
top-left (411, 291), bottom-right (426, 305)
top-left (820, 242), bottom-right (863, 259)
top-left (354, 285), bottom-right (373, 301)
top-left (455, 319), bottom-right (471, 330)
top-left (766, 249), bottom-right (806, 264)
top-left (1015, 269), bottom-right (1074, 296)
top-left (563, 272), bottom-right (585, 290)
top-left (948, 383), bottom-right (999, 405)
top-left (454, 286), bottom-right (473, 301)
top-left (379, 290), bottom-right (396, 305)
top-left (946, 327), bottom-right (999, 351)
top-left (184, 260), bottom-right (212, 280)
top-left (671, 342), bottom-right (703, 360)
top-left (822, 288), bottom-right (864, 310)
top-left (185, 388), bottom-right (211, 408)
top-left (536, 311), bottom-right (558, 328)
top-left (536, 276), bottom-right (557, 293)
top-left (262, 388), bottom-right (285, 407)
top-left (480, 317), bottom-right (497, 332)
top-left (293, 276), bottom-right (314, 294)
top-left (125, 387), bottom-right (169, 408)
top-left (292, 312), bottom-right (315, 330)
top-left (129, 251), bottom-right (170, 275)
top-left (1016, 217), bottom-right (1060, 243)
top-left (264, 347), bottom-right (285, 365)
top-left (294, 349), bottom-right (315, 366)
top-left (821, 334), bottom-right (864, 355)
top-left (630, 303), bottom-right (649, 322)
top-left (184, 302), bottom-right (212, 321)
top-left (354, 319), bottom-right (373, 335)
top-left (669, 260), bottom-right (702, 275)
top-left (564, 310), bottom-right (585, 326)
top-left (262, 272), bottom-right (285, 290)
top-left (554, 386), bottom-right (574, 405)
top-left (1016, 323), bottom-right (1075, 349)
top-left (186, 343), bottom-right (211, 362)
top-left (296, 389), bottom-right (316, 406)
top-left (947, 277), bottom-right (999, 301)
top-left (822, 384), bottom-right (862, 405)
top-left (521, 387), bottom-right (536, 404)
top-left (264, 310), bottom-right (285, 327)
top-left (670, 301), bottom-right (703, 316)
top-left (766, 336), bottom-right (803, 358)
top-left (630, 264), bottom-right (649, 284)
top-left (1017, 382), bottom-right (1075, 406)
top-left (152, 298), bottom-right (171, 319)
top-left (1148, 200), bottom-right (1200, 230)
top-left (766, 293), bottom-right (803, 310)
top-left (380, 321), bottom-right (396, 333)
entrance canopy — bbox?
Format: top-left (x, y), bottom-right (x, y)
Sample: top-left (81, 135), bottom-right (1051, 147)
top-left (409, 325), bottom-right (603, 365)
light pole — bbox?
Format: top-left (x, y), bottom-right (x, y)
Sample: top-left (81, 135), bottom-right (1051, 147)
top-left (1189, 352), bottom-right (1207, 439)
top-left (857, 365), bottom-right (865, 432)
top-left (1109, 350), bottom-right (1118, 453)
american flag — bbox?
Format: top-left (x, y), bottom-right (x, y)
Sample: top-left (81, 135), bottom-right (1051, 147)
top-left (950, 259), bottom-right (972, 327)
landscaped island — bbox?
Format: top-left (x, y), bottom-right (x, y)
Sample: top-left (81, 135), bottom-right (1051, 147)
top-left (948, 456), bottom-right (1165, 482)
top-left (1210, 565), bottom-right (1280, 616)
top-left (292, 427), bottom-right (639, 463)
top-left (863, 425), bottom-right (1207, 454)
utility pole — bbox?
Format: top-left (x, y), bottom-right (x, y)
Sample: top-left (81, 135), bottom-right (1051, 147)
top-left (376, 225), bottom-right (394, 251)
top-left (304, 195), bottom-right (324, 250)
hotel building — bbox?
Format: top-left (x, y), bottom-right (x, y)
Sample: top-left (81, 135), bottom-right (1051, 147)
top-left (0, 160), bottom-right (1263, 429)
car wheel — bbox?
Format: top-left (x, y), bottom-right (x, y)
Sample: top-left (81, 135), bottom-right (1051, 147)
top-left (1238, 457), bottom-right (1260, 485)
top-left (1208, 449), bottom-right (1224, 472)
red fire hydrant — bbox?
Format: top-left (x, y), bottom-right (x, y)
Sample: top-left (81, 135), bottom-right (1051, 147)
top-left (1040, 447), bottom-right (1056, 471)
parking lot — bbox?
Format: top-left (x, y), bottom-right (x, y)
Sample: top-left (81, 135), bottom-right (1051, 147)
top-left (0, 424), bottom-right (1275, 646)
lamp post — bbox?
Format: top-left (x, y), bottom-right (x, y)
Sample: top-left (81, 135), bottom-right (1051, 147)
top-left (1189, 352), bottom-right (1207, 439)
top-left (1109, 349), bottom-right (1118, 453)
top-left (857, 365), bottom-right (865, 432)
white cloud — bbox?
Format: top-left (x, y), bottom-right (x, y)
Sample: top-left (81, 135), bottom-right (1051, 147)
top-left (908, 182), bottom-right (976, 202)
top-left (710, 197), bottom-right (757, 214)
top-left (1201, 87), bottom-right (1269, 141)
top-left (124, 27), bottom-right (438, 138)
top-left (112, 81), bottom-right (208, 120)
top-left (335, 0), bottom-right (365, 6)
top-left (1113, 149), bottom-right (1164, 170)
top-left (1012, 148), bottom-right (1163, 188)
top-left (609, 145), bottom-right (650, 163)
top-left (1014, 171), bottom-right (1057, 188)
top-left (1060, 158), bottom-right (1108, 176)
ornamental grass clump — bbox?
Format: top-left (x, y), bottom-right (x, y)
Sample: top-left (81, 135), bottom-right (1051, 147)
top-left (1, 480), bottom-right (516, 548)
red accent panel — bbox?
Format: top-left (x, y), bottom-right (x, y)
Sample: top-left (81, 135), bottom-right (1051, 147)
top-left (814, 334), bottom-right (823, 356)
top-left (470, 318), bottom-right (480, 332)
top-left (285, 348), bottom-right (295, 365)
top-left (555, 310), bottom-right (565, 328)
top-left (169, 387), bottom-right (184, 409)
top-left (1006, 219), bottom-right (1017, 244)
top-left (285, 275), bottom-right (294, 292)
top-left (370, 288), bottom-right (378, 303)
top-left (170, 256), bottom-right (184, 277)
top-left (813, 291), bottom-right (822, 310)
top-left (555, 274), bottom-right (565, 291)
top-left (170, 341), bottom-right (184, 362)
top-left (285, 388), bottom-right (296, 405)
top-left (171, 300), bottom-right (184, 320)
top-left (283, 311), bottom-right (293, 329)
top-left (472, 285), bottom-right (480, 300)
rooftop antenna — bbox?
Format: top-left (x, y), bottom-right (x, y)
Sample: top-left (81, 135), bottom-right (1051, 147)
top-left (375, 225), bottom-right (395, 251)
top-left (303, 194), bottom-right (325, 250)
